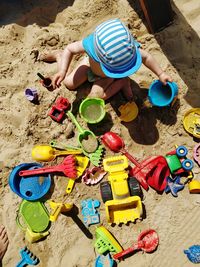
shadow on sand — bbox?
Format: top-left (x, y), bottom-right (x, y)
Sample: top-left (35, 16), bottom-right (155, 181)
top-left (128, 0), bottom-right (200, 108)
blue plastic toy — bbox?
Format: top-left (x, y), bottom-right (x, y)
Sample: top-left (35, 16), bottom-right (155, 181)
top-left (165, 176), bottom-right (184, 197)
top-left (16, 246), bottom-right (39, 267)
top-left (148, 80), bottom-right (178, 107)
top-left (9, 163), bottom-right (51, 201)
top-left (184, 245), bottom-right (200, 264)
top-left (95, 254), bottom-right (114, 267)
top-left (81, 199), bottom-right (100, 227)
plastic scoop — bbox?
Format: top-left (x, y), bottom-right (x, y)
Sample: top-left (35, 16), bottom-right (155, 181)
top-left (67, 110), bottom-right (98, 153)
top-left (37, 72), bottom-right (53, 90)
top-left (113, 229), bottom-right (159, 260)
top-left (118, 101), bottom-right (138, 122)
top-left (19, 155), bottom-right (77, 178)
top-left (101, 131), bottom-right (148, 190)
top-left (31, 145), bottom-right (82, 162)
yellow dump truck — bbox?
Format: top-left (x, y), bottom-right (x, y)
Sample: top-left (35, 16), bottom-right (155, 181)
top-left (100, 155), bottom-right (143, 225)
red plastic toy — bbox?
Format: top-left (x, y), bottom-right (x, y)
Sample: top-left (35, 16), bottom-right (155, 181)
top-left (113, 229), bottom-right (159, 260)
top-left (130, 156), bottom-right (170, 192)
top-left (48, 97), bottom-right (70, 122)
top-left (19, 155), bottom-right (77, 178)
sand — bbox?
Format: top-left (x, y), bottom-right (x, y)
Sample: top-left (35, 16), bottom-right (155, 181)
top-left (0, 0), bottom-right (200, 266)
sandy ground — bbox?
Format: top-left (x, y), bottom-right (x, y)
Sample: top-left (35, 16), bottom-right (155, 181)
top-left (0, 0), bottom-right (200, 266)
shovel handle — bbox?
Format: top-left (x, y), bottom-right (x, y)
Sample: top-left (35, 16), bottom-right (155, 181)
top-left (113, 243), bottom-right (139, 260)
top-left (123, 150), bottom-right (141, 168)
top-left (19, 165), bottom-right (61, 176)
top-left (67, 111), bottom-right (84, 134)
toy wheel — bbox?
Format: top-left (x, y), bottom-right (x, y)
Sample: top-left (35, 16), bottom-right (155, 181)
top-left (176, 146), bottom-right (188, 157)
top-left (128, 177), bottom-right (143, 198)
top-left (182, 159), bottom-right (194, 171)
top-left (100, 182), bottom-right (113, 203)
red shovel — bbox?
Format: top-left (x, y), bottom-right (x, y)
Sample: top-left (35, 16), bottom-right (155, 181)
top-left (19, 155), bottom-right (77, 178)
top-left (101, 132), bottom-right (149, 190)
top-left (113, 229), bottom-right (159, 260)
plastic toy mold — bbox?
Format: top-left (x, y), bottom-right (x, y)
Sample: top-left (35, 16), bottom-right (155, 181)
top-left (81, 199), bottom-right (100, 227)
top-left (184, 245), bottom-right (200, 264)
top-left (194, 143), bottom-right (200, 166)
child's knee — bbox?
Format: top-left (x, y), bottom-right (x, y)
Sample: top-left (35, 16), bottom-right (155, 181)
top-left (88, 86), bottom-right (105, 99)
top-left (63, 77), bottom-right (76, 90)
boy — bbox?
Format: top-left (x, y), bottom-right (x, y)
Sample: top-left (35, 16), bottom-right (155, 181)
top-left (40, 18), bottom-right (172, 100)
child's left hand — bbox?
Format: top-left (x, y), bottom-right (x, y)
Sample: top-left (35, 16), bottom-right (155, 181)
top-left (159, 72), bottom-right (173, 85)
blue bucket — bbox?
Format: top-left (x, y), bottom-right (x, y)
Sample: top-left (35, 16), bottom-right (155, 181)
top-left (9, 163), bottom-right (51, 201)
top-left (148, 80), bottom-right (178, 107)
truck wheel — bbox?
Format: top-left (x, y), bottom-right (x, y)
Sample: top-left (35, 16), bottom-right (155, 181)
top-left (128, 177), bottom-right (143, 198)
top-left (182, 159), bottom-right (194, 171)
top-left (176, 146), bottom-right (188, 157)
top-left (100, 182), bottom-right (113, 203)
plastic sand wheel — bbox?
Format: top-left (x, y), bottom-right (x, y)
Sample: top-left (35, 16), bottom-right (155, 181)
top-left (183, 108), bottom-right (200, 138)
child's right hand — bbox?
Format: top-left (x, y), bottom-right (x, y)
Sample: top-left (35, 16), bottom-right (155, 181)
top-left (52, 71), bottom-right (66, 89)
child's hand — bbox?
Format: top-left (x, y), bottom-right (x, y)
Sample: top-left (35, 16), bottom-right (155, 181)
top-left (52, 71), bottom-right (66, 89)
top-left (159, 72), bottom-right (173, 85)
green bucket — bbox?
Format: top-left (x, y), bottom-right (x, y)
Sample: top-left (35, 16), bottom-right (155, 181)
top-left (79, 98), bottom-right (106, 124)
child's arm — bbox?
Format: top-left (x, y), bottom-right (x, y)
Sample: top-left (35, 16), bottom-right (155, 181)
top-left (53, 41), bottom-right (85, 88)
top-left (140, 48), bottom-right (172, 85)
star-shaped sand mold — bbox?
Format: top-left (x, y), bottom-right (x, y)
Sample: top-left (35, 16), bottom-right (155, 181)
top-left (165, 175), bottom-right (185, 197)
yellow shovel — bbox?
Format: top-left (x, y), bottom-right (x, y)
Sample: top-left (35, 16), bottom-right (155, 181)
top-left (31, 145), bottom-right (82, 162)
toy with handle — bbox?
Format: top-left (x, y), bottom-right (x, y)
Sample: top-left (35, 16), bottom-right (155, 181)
top-left (16, 246), bottom-right (39, 267)
top-left (67, 110), bottom-right (98, 153)
top-left (19, 155), bottom-right (77, 178)
top-left (101, 132), bottom-right (148, 190)
top-left (50, 140), bottom-right (81, 151)
top-left (113, 229), bottom-right (159, 260)
top-left (32, 145), bottom-right (82, 162)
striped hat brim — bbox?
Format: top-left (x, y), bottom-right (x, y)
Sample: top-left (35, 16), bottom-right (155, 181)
top-left (82, 32), bottom-right (142, 78)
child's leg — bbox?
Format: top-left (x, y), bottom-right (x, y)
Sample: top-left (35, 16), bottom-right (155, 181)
top-left (89, 77), bottom-right (132, 100)
top-left (63, 57), bottom-right (90, 90)
top-left (0, 225), bottom-right (9, 261)
top-left (39, 50), bottom-right (90, 90)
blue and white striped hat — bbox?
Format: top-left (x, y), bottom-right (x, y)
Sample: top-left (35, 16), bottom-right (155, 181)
top-left (83, 18), bottom-right (142, 78)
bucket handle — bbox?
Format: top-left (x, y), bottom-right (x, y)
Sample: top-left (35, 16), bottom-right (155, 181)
top-left (16, 212), bottom-right (27, 231)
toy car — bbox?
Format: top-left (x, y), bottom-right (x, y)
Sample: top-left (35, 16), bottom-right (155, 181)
top-left (48, 97), bottom-right (70, 122)
top-left (165, 145), bottom-right (194, 175)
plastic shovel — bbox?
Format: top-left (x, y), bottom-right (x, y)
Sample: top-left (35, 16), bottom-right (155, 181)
top-left (31, 145), bottom-right (82, 162)
top-left (113, 229), bottom-right (159, 260)
top-left (118, 101), bottom-right (138, 122)
top-left (67, 110), bottom-right (98, 153)
top-left (19, 155), bottom-right (77, 178)
top-left (101, 131), bottom-right (148, 190)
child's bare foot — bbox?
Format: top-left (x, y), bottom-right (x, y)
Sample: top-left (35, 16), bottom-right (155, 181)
top-left (0, 225), bottom-right (9, 261)
top-left (38, 50), bottom-right (61, 62)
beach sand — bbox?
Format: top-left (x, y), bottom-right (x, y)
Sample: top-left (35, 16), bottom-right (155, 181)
top-left (0, 0), bottom-right (200, 266)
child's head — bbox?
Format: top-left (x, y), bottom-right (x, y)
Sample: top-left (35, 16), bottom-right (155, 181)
top-left (83, 18), bottom-right (142, 78)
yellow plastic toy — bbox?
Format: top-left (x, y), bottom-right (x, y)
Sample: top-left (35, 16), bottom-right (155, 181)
top-left (101, 155), bottom-right (143, 225)
top-left (25, 228), bottom-right (49, 243)
top-left (183, 108), bottom-right (200, 138)
top-left (188, 180), bottom-right (200, 194)
top-left (48, 200), bottom-right (73, 222)
top-left (31, 145), bottom-right (82, 162)
top-left (66, 155), bottom-right (89, 194)
top-left (94, 226), bottom-right (123, 254)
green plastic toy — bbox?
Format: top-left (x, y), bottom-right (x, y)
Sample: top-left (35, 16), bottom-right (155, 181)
top-left (94, 226), bottom-right (123, 254)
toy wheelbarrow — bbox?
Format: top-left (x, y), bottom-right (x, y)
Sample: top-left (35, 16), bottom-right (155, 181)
top-left (19, 155), bottom-right (77, 178)
top-left (113, 229), bottom-right (159, 260)
top-left (130, 155), bottom-right (170, 192)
